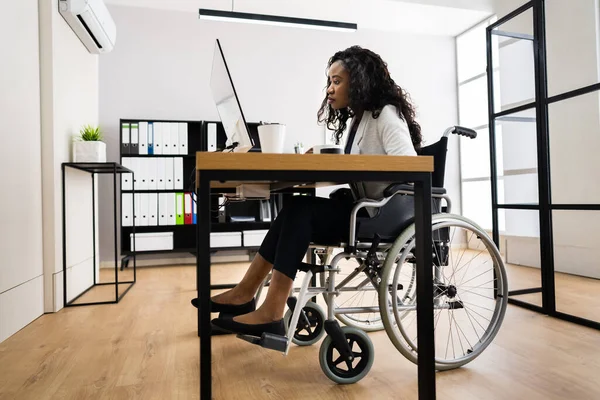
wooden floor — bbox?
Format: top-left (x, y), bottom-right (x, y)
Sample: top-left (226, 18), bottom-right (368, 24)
top-left (505, 263), bottom-right (600, 321)
top-left (1, 262), bottom-right (599, 400)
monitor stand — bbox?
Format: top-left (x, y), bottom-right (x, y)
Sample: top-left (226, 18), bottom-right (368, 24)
top-left (222, 141), bottom-right (253, 153)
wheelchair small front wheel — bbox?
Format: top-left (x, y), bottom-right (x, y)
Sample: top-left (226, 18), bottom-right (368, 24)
top-left (318, 326), bottom-right (374, 384)
top-left (284, 301), bottom-right (326, 346)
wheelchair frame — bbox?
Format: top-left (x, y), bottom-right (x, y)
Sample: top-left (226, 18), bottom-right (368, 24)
top-left (278, 186), bottom-right (452, 354)
top-left (236, 125), bottom-right (507, 382)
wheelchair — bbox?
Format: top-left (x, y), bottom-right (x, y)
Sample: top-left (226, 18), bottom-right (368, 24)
top-left (234, 126), bottom-right (508, 384)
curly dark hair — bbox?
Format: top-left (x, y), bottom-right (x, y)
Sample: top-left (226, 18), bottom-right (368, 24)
top-left (317, 46), bottom-right (422, 150)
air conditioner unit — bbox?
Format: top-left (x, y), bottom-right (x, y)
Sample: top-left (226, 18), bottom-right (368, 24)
top-left (58, 0), bottom-right (116, 54)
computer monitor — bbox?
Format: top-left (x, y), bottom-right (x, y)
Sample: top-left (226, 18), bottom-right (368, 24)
top-left (209, 39), bottom-right (255, 152)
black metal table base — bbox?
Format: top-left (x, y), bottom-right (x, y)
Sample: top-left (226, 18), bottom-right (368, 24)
top-left (62, 163), bottom-right (137, 307)
top-left (196, 169), bottom-right (435, 400)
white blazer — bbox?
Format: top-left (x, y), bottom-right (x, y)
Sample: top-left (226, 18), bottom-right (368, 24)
top-left (344, 104), bottom-right (418, 202)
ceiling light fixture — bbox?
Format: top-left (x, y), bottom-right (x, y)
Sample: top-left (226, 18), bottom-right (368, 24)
top-left (198, 2), bottom-right (357, 33)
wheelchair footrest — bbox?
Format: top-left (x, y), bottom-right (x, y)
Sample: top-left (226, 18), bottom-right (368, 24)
top-left (236, 332), bottom-right (288, 353)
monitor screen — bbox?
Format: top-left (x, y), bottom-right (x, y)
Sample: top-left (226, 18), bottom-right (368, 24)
top-left (209, 39), bottom-right (254, 152)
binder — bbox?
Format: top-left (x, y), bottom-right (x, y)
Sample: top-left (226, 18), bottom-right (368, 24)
top-left (134, 193), bottom-right (141, 227)
top-left (147, 158), bottom-right (157, 190)
top-left (217, 196), bottom-right (226, 223)
top-left (259, 200), bottom-right (272, 222)
top-left (179, 122), bottom-right (188, 155)
top-left (162, 122), bottom-right (171, 154)
top-left (140, 193), bottom-right (149, 226)
top-left (121, 157), bottom-right (132, 191)
top-left (130, 123), bottom-right (139, 154)
top-left (138, 158), bottom-right (148, 190)
top-left (158, 193), bottom-right (168, 226)
top-left (167, 193), bottom-right (176, 225)
top-left (192, 193), bottom-right (197, 224)
top-left (175, 192), bottom-right (184, 225)
top-left (207, 123), bottom-right (217, 152)
top-left (170, 122), bottom-right (180, 155)
top-left (156, 157), bottom-right (166, 190)
top-left (154, 122), bottom-right (162, 155)
top-left (139, 121), bottom-right (148, 155)
top-left (122, 193), bottom-right (133, 227)
top-left (165, 157), bottom-right (174, 190)
top-left (148, 193), bottom-right (158, 226)
top-left (121, 122), bottom-right (130, 154)
top-left (130, 158), bottom-right (139, 190)
top-left (184, 192), bottom-right (192, 224)
top-left (272, 196), bottom-right (280, 220)
top-left (148, 122), bottom-right (154, 155)
top-left (174, 157), bottom-right (183, 190)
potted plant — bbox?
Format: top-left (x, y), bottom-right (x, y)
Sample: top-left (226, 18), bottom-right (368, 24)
top-left (72, 124), bottom-right (107, 162)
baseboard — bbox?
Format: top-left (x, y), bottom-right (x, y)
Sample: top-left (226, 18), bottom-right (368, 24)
top-left (53, 271), bottom-right (64, 312)
top-left (0, 275), bottom-right (44, 343)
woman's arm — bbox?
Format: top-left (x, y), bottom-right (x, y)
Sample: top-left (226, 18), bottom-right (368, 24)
top-left (377, 105), bottom-right (417, 156)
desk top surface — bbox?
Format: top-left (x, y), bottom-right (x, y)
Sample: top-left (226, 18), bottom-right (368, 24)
top-left (195, 152), bottom-right (433, 172)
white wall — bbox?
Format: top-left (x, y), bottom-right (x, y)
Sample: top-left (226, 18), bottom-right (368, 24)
top-left (39, 0), bottom-right (100, 312)
top-left (100, 5), bottom-right (458, 151)
top-left (493, 0), bottom-right (600, 278)
top-left (98, 5), bottom-right (460, 262)
top-left (0, 0), bottom-right (44, 342)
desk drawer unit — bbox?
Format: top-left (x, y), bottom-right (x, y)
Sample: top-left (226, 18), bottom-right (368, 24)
top-left (243, 230), bottom-right (268, 247)
top-left (130, 232), bottom-right (174, 252)
top-left (210, 232), bottom-right (242, 248)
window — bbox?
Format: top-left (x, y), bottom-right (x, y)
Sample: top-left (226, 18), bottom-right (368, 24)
top-left (456, 17), bottom-right (504, 232)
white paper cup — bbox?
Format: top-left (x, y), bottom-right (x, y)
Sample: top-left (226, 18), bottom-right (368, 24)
top-left (258, 124), bottom-right (286, 153)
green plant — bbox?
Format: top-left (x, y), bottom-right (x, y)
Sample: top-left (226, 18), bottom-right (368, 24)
top-left (79, 124), bottom-right (103, 141)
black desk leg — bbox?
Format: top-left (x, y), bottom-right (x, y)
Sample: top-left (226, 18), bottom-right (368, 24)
top-left (62, 165), bottom-right (67, 308)
top-left (113, 166), bottom-right (119, 302)
top-left (414, 175), bottom-right (436, 400)
top-left (93, 173), bottom-right (97, 287)
top-left (198, 177), bottom-right (212, 400)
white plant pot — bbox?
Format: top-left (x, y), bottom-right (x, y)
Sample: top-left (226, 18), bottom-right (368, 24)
top-left (73, 141), bottom-right (107, 162)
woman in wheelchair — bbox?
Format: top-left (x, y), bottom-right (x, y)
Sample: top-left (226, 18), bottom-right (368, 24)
top-left (196, 45), bottom-right (425, 337)
top-left (193, 46), bottom-right (508, 385)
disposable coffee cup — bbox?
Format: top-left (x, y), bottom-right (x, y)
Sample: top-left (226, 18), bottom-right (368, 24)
top-left (258, 123), bottom-right (286, 153)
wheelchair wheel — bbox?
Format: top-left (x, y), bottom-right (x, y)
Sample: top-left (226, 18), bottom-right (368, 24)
top-left (319, 326), bottom-right (374, 384)
top-left (283, 301), bottom-right (326, 346)
top-left (379, 214), bottom-right (508, 371)
top-left (319, 253), bottom-right (384, 332)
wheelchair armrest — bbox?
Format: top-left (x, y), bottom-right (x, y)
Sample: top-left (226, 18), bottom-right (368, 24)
top-left (383, 183), bottom-right (447, 197)
top-left (348, 196), bottom-right (396, 249)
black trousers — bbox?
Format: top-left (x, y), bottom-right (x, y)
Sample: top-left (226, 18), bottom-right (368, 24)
top-left (258, 195), bottom-right (354, 281)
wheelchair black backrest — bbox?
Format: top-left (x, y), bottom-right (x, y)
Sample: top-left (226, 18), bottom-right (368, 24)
top-left (417, 137), bottom-right (448, 189)
top-left (415, 126), bottom-right (477, 189)
top-left (356, 126), bottom-right (477, 242)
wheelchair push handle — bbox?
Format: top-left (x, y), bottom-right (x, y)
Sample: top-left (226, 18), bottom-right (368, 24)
top-left (443, 126), bottom-right (477, 139)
